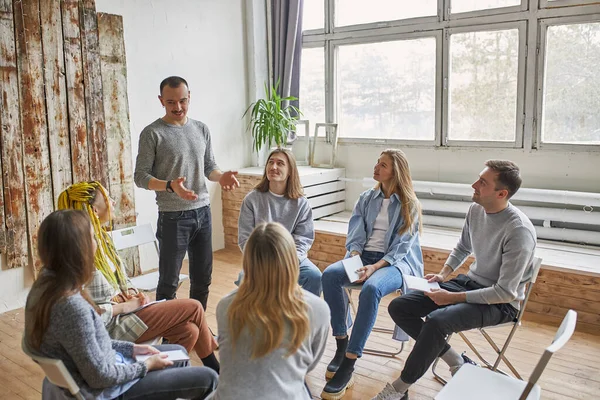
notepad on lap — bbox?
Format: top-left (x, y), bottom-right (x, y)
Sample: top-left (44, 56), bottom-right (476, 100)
top-left (135, 350), bottom-right (190, 362)
top-left (404, 275), bottom-right (440, 292)
top-left (342, 255), bottom-right (363, 283)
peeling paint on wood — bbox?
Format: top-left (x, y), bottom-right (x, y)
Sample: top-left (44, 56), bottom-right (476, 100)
top-left (98, 12), bottom-right (139, 276)
top-left (0, 0), bottom-right (27, 269)
top-left (14, 0), bottom-right (55, 273)
top-left (62, 0), bottom-right (90, 183)
top-left (41, 0), bottom-right (72, 200)
top-left (80, 0), bottom-right (108, 189)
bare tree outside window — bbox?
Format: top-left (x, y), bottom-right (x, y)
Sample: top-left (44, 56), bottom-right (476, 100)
top-left (338, 39), bottom-right (436, 140)
top-left (542, 23), bottom-right (600, 145)
top-left (449, 29), bottom-right (519, 141)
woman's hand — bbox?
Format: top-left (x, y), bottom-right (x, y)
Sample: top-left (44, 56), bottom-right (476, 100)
top-left (350, 251), bottom-right (361, 257)
top-left (355, 264), bottom-right (377, 283)
top-left (133, 344), bottom-right (159, 356)
top-left (134, 291), bottom-right (150, 306)
top-left (144, 353), bottom-right (173, 371)
top-left (120, 296), bottom-right (144, 314)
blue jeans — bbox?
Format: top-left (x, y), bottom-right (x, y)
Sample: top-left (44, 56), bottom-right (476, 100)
top-left (120, 345), bottom-right (217, 400)
top-left (322, 251), bottom-right (404, 357)
top-left (234, 257), bottom-right (323, 296)
top-left (156, 206), bottom-right (212, 309)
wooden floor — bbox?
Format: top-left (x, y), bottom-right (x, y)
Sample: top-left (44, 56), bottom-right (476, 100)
top-left (1, 248), bottom-right (599, 399)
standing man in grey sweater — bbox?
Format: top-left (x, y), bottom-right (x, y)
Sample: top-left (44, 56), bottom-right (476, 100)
top-left (134, 76), bottom-right (239, 309)
top-left (372, 160), bottom-right (536, 400)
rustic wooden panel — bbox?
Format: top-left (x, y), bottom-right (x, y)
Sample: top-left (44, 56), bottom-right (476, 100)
top-left (98, 12), bottom-right (139, 276)
top-left (14, 0), bottom-right (54, 272)
top-left (62, 0), bottom-right (89, 182)
top-left (0, 0), bottom-right (27, 269)
top-left (80, 0), bottom-right (108, 188)
top-left (40, 0), bottom-right (72, 200)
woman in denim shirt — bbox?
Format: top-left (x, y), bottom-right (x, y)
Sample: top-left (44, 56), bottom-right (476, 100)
top-left (320, 149), bottom-right (424, 400)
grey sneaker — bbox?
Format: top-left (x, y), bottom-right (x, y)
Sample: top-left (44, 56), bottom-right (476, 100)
top-left (449, 353), bottom-right (478, 376)
top-left (371, 383), bottom-right (408, 400)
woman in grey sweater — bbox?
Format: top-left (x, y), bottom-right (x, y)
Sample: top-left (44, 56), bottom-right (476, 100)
top-left (212, 222), bottom-right (330, 400)
top-left (24, 210), bottom-right (217, 400)
top-left (237, 148), bottom-right (322, 295)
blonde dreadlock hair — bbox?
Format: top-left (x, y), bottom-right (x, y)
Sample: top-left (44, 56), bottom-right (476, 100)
top-left (57, 181), bottom-right (129, 292)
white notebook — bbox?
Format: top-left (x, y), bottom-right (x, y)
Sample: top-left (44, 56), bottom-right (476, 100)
top-left (404, 275), bottom-right (440, 292)
top-left (342, 255), bottom-right (363, 283)
top-left (135, 350), bottom-right (190, 362)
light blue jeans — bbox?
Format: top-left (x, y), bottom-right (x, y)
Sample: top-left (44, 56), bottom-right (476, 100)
top-left (235, 257), bottom-right (323, 296)
top-left (322, 251), bottom-right (403, 357)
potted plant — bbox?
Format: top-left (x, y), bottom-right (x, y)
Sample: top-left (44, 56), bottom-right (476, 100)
top-left (243, 80), bottom-right (301, 153)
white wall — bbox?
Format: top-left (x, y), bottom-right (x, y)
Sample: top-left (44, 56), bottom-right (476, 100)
top-left (336, 144), bottom-right (600, 209)
top-left (95, 0), bottom-right (251, 268)
top-left (0, 0), bottom-right (251, 313)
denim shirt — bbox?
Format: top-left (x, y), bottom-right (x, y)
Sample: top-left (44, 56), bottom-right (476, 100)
top-left (346, 188), bottom-right (424, 284)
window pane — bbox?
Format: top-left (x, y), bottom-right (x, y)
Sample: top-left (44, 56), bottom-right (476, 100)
top-left (303, 0), bottom-right (324, 31)
top-left (338, 39), bottom-right (436, 140)
top-left (448, 29), bottom-right (519, 141)
top-left (299, 47), bottom-right (325, 133)
top-left (451, 0), bottom-right (520, 14)
top-left (336, 0), bottom-right (437, 27)
top-left (542, 23), bottom-right (600, 144)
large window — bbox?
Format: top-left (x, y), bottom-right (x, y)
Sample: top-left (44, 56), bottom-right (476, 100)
top-left (300, 0), bottom-right (600, 150)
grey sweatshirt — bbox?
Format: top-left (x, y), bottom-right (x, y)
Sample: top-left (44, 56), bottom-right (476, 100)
top-left (212, 289), bottom-right (330, 400)
top-left (238, 190), bottom-right (314, 261)
top-left (134, 118), bottom-right (219, 212)
top-left (445, 203), bottom-right (537, 308)
top-left (25, 291), bottom-right (146, 398)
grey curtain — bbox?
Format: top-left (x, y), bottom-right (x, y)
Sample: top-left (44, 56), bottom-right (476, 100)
top-left (272, 0), bottom-right (303, 141)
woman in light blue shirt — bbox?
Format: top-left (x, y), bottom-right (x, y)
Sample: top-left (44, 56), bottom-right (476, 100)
top-left (320, 149), bottom-right (424, 400)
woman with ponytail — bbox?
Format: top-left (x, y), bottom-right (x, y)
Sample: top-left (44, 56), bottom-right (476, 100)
top-left (25, 210), bottom-right (217, 399)
top-left (57, 181), bottom-right (219, 373)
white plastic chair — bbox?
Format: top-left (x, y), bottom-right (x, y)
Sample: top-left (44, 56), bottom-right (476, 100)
top-left (110, 223), bottom-right (188, 291)
top-left (22, 338), bottom-right (85, 400)
top-left (432, 256), bottom-right (543, 384)
top-left (435, 309), bottom-right (577, 400)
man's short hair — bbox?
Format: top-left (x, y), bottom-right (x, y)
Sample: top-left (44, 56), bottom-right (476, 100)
top-left (159, 76), bottom-right (188, 95)
top-left (484, 160), bottom-right (522, 199)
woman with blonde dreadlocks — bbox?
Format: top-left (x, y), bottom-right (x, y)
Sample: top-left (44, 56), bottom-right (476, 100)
top-left (57, 181), bottom-right (220, 373)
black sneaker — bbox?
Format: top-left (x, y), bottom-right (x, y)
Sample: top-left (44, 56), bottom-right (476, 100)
top-left (449, 353), bottom-right (478, 376)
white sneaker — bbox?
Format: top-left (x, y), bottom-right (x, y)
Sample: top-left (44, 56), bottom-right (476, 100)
top-left (371, 383), bottom-right (408, 400)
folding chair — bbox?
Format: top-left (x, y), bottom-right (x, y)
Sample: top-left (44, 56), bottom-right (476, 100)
top-left (435, 309), bottom-right (577, 400)
top-left (345, 283), bottom-right (409, 358)
top-left (110, 223), bottom-right (189, 291)
top-left (22, 338), bottom-right (85, 400)
top-left (432, 256), bottom-right (543, 384)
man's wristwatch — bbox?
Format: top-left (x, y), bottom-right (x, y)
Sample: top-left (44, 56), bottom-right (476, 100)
top-left (165, 180), bottom-right (174, 193)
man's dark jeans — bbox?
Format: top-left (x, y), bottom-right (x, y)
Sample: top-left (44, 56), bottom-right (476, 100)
top-left (388, 274), bottom-right (517, 384)
top-left (156, 206), bottom-right (213, 309)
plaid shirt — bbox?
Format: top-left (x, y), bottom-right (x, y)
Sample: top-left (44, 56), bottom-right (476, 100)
top-left (86, 268), bottom-right (148, 343)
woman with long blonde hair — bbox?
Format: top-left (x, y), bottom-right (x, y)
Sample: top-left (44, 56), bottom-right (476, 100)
top-left (237, 148), bottom-right (322, 295)
top-left (212, 223), bottom-right (329, 400)
top-left (24, 210), bottom-right (217, 399)
top-left (57, 181), bottom-right (219, 372)
top-left (320, 149), bottom-right (424, 400)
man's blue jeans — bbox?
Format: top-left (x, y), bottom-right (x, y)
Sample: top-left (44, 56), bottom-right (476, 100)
top-left (322, 251), bottom-right (404, 357)
top-left (156, 206), bottom-right (212, 309)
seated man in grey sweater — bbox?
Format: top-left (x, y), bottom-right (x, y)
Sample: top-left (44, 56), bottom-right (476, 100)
top-left (372, 160), bottom-right (537, 400)
top-left (237, 148), bottom-right (322, 296)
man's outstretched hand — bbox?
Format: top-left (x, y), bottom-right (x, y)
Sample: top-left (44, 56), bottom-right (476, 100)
top-left (172, 177), bottom-right (199, 201)
top-left (219, 171), bottom-right (240, 191)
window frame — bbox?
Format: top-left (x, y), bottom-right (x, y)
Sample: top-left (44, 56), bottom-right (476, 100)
top-left (300, 0), bottom-right (600, 150)
top-left (443, 21), bottom-right (527, 148)
top-left (534, 13), bottom-right (600, 151)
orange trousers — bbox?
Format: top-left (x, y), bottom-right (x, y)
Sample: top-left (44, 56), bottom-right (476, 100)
top-left (135, 299), bottom-right (217, 359)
